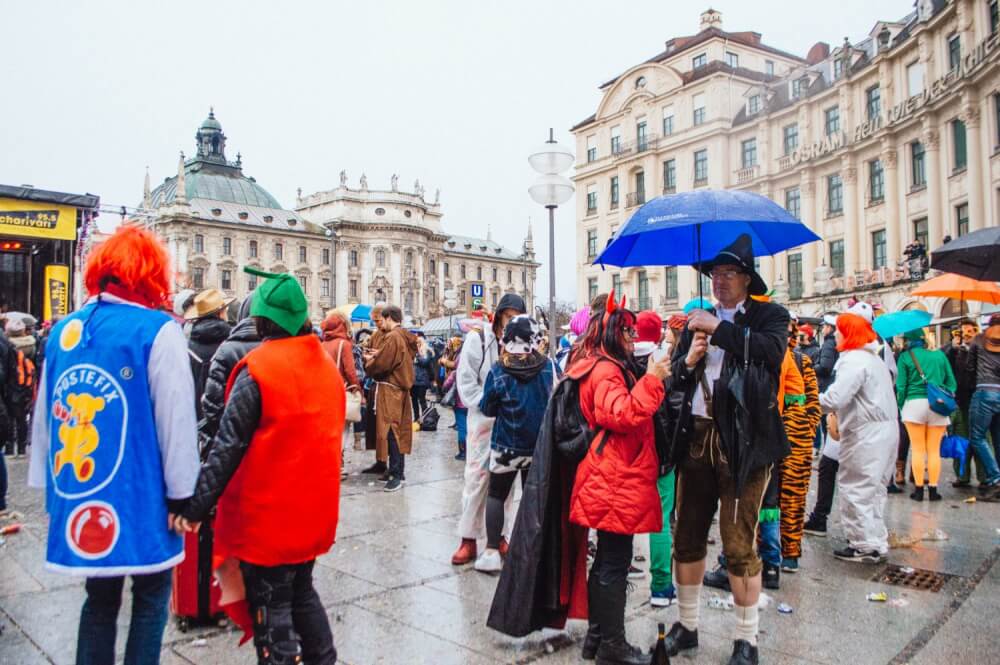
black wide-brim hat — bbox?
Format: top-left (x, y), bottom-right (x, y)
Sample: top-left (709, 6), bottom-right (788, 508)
top-left (698, 233), bottom-right (768, 296)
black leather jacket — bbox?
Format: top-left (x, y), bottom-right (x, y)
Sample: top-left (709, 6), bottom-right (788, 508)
top-left (664, 298), bottom-right (790, 476)
top-left (188, 317), bottom-right (231, 419)
top-left (184, 365), bottom-right (261, 523)
top-left (198, 317), bottom-right (260, 451)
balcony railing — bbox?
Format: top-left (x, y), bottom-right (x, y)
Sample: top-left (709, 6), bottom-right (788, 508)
top-left (610, 135), bottom-right (661, 159)
top-left (662, 184), bottom-right (676, 195)
top-left (777, 155), bottom-right (794, 171)
top-left (586, 205), bottom-right (597, 216)
top-left (735, 164), bottom-right (759, 184)
top-left (636, 297), bottom-right (652, 311)
top-left (610, 199), bottom-right (619, 209)
top-left (626, 191), bottom-right (646, 208)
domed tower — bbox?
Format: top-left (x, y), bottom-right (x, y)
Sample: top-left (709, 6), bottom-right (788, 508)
top-left (195, 107), bottom-right (227, 164)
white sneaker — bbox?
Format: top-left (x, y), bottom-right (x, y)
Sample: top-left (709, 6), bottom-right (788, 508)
top-left (474, 549), bottom-right (503, 574)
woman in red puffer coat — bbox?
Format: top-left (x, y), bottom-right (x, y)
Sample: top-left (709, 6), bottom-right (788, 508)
top-left (567, 292), bottom-right (670, 665)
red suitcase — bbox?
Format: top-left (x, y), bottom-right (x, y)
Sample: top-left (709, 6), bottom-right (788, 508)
top-left (171, 519), bottom-right (223, 631)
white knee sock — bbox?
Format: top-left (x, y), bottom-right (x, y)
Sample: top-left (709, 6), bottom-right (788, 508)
top-left (676, 583), bottom-right (701, 631)
top-left (734, 603), bottom-right (759, 646)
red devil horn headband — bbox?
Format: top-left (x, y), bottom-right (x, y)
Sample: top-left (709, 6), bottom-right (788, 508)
top-left (603, 289), bottom-right (627, 325)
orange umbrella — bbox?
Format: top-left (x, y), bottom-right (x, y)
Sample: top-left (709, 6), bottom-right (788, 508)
top-left (910, 273), bottom-right (1000, 305)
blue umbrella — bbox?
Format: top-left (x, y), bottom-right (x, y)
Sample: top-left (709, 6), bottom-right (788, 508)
top-left (872, 310), bottom-right (933, 340)
top-left (596, 190), bottom-right (820, 268)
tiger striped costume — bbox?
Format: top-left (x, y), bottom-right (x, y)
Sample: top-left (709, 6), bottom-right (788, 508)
top-left (779, 337), bottom-right (822, 560)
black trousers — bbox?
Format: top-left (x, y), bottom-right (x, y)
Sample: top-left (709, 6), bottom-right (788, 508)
top-left (410, 386), bottom-right (428, 418)
top-left (388, 429), bottom-right (405, 480)
top-left (485, 468), bottom-right (527, 549)
top-left (240, 560), bottom-right (336, 665)
top-left (588, 530), bottom-right (633, 641)
top-left (4, 401), bottom-right (27, 455)
top-left (811, 455), bottom-right (839, 523)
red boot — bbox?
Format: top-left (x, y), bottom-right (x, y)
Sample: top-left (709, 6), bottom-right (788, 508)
top-left (498, 537), bottom-right (509, 558)
top-left (451, 538), bottom-right (477, 565)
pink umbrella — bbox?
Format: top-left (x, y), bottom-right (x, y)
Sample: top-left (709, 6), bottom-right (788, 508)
top-left (569, 307), bottom-right (591, 336)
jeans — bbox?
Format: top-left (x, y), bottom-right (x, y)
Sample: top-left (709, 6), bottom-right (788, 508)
top-left (649, 471), bottom-right (676, 592)
top-left (76, 569), bottom-right (172, 665)
top-left (454, 407), bottom-right (468, 445)
top-left (969, 389), bottom-right (1000, 485)
top-left (758, 520), bottom-right (781, 567)
top-left (388, 429), bottom-right (405, 480)
top-left (240, 560), bottom-right (336, 665)
top-left (810, 455), bottom-right (839, 524)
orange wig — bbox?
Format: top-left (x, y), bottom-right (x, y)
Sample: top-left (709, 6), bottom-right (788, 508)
top-left (835, 312), bottom-right (877, 352)
top-left (84, 225), bottom-right (172, 309)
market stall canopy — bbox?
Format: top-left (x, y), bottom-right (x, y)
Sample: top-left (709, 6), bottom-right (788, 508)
top-left (421, 315), bottom-right (462, 337)
top-left (332, 303), bottom-right (373, 322)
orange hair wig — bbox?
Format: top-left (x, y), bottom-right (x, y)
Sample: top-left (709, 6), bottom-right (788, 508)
top-left (84, 225), bottom-right (172, 308)
top-left (836, 312), bottom-right (877, 352)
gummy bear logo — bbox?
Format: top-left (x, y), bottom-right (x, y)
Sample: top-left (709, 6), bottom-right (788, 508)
top-left (50, 364), bottom-right (129, 499)
top-left (59, 319), bottom-right (83, 351)
top-left (65, 501), bottom-right (119, 559)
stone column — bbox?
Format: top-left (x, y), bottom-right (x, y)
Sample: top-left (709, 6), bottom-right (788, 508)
top-left (800, 175), bottom-right (817, 297)
top-left (391, 244), bottom-right (402, 305)
top-left (881, 140), bottom-right (901, 269)
top-left (841, 156), bottom-right (860, 278)
top-left (962, 95), bottom-right (985, 233)
top-left (335, 247), bottom-right (349, 305)
top-left (922, 120), bottom-right (944, 250)
top-left (361, 247), bottom-right (372, 303)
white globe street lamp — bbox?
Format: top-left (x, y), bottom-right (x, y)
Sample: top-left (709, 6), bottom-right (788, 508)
top-left (529, 128), bottom-right (575, 355)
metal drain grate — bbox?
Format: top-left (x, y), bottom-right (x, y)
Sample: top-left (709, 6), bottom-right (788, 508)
top-left (873, 564), bottom-right (952, 592)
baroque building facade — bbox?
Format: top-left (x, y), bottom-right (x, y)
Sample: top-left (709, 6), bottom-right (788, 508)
top-left (296, 178), bottom-right (538, 322)
top-left (572, 1), bottom-right (1000, 318)
top-left (145, 111), bottom-right (537, 323)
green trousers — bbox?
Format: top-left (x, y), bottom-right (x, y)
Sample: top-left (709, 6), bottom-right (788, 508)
top-left (650, 470), bottom-right (676, 592)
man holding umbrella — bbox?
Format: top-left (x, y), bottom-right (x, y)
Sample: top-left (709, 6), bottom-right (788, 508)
top-left (662, 235), bottom-right (789, 665)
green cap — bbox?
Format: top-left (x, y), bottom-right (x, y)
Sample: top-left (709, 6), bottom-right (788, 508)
top-left (245, 266), bottom-right (308, 335)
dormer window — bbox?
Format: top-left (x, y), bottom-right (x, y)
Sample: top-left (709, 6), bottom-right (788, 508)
top-left (692, 53), bottom-right (707, 69)
top-left (747, 95), bottom-right (761, 115)
top-left (238, 212), bottom-right (248, 220)
top-left (211, 208), bottom-right (222, 216)
top-left (790, 78), bottom-right (803, 100)
top-left (287, 219), bottom-right (297, 226)
top-left (375, 207), bottom-right (386, 216)
top-left (263, 215), bottom-right (273, 223)
top-left (833, 57), bottom-right (844, 79)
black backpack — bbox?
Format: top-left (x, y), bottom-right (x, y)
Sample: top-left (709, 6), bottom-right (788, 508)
top-left (418, 405), bottom-right (440, 432)
top-left (550, 360), bottom-right (611, 463)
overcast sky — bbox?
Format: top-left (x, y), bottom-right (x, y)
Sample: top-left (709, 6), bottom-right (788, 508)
top-left (1, 0), bottom-right (899, 303)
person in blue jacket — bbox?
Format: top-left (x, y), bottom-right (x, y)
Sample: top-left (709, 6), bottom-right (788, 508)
top-left (475, 315), bottom-right (558, 574)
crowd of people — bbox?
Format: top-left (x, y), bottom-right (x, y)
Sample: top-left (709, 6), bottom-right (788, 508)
top-left (2, 224), bottom-right (999, 665)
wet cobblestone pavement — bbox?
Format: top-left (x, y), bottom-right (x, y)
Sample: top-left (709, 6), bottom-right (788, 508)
top-left (2, 419), bottom-right (999, 664)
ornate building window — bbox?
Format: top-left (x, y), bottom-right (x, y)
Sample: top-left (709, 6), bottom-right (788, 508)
top-left (298, 275), bottom-right (308, 291)
top-left (349, 249), bottom-right (359, 267)
top-left (404, 292), bottom-right (414, 314)
top-left (429, 258), bottom-right (436, 273)
top-left (492, 267), bottom-right (498, 282)
top-left (460, 264), bottom-right (467, 279)
top-left (221, 269), bottom-right (232, 291)
top-left (248, 273), bottom-right (257, 291)
top-left (376, 249), bottom-right (386, 268)
top-left (321, 278), bottom-right (330, 298)
top-left (194, 234), bottom-right (204, 253)
top-left (249, 239), bottom-right (258, 258)
top-left (443, 262), bottom-right (450, 277)
top-left (222, 237), bottom-right (232, 255)
top-left (299, 245), bottom-right (308, 263)
top-left (375, 207), bottom-right (386, 216)
top-left (322, 248), bottom-right (330, 265)
top-left (274, 242), bottom-right (283, 260)
top-left (349, 279), bottom-right (358, 299)
top-left (476, 266), bottom-right (483, 280)
top-left (192, 266), bottom-right (205, 289)
top-left (405, 250), bottom-right (414, 268)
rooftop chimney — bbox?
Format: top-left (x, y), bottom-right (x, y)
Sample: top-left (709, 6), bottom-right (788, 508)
top-left (699, 8), bottom-right (722, 32)
top-left (806, 41), bottom-right (831, 65)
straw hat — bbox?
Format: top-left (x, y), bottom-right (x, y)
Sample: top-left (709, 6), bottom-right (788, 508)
top-left (184, 288), bottom-right (235, 320)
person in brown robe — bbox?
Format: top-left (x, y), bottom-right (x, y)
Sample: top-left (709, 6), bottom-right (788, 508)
top-left (364, 305), bottom-right (418, 491)
top-left (362, 305), bottom-right (387, 473)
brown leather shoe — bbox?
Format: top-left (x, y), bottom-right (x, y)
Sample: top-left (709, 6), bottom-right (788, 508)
top-left (451, 538), bottom-right (477, 565)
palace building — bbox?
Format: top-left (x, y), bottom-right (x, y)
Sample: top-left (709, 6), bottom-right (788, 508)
top-left (572, 0), bottom-right (1000, 318)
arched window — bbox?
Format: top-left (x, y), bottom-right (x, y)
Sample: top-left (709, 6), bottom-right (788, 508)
top-left (375, 249), bottom-right (386, 268)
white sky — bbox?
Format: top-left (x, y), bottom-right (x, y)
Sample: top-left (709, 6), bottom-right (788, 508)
top-left (1, 0), bottom-right (899, 303)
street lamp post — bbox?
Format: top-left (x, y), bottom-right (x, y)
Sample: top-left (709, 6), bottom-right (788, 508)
top-left (528, 128), bottom-right (574, 356)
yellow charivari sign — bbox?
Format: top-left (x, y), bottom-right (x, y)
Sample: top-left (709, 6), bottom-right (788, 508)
top-left (0, 197), bottom-right (77, 241)
top-left (44, 264), bottom-right (70, 321)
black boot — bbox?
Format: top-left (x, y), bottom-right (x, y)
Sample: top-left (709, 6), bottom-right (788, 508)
top-left (581, 624), bottom-right (601, 660)
top-left (593, 579), bottom-right (646, 665)
top-left (910, 486), bottom-right (925, 501)
top-left (703, 562), bottom-right (731, 591)
top-left (728, 639), bottom-right (759, 665)
top-left (362, 461), bottom-right (387, 474)
top-left (663, 621), bottom-right (699, 657)
top-left (582, 573), bottom-right (601, 660)
top-left (762, 562), bottom-right (780, 590)
top-left (928, 486), bottom-right (942, 501)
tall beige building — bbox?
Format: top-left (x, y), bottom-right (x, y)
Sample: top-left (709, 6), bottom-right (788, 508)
top-left (573, 1), bottom-right (1000, 317)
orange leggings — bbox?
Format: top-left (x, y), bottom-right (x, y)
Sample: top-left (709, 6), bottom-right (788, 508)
top-left (904, 423), bottom-right (946, 487)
